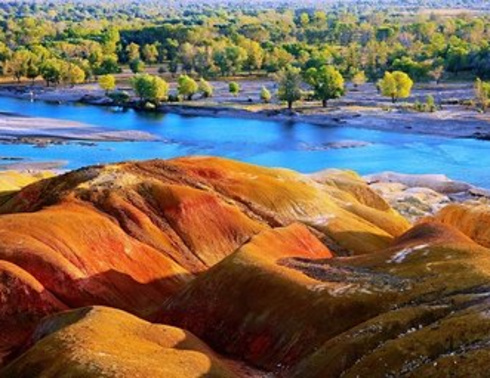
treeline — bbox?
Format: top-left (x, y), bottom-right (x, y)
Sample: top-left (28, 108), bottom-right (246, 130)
top-left (1, 3), bottom-right (490, 85)
top-left (113, 65), bottom-right (414, 112)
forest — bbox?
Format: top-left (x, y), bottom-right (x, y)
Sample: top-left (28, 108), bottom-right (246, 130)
top-left (0, 0), bottom-right (490, 108)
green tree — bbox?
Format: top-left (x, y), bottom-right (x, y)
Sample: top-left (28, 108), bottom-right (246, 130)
top-left (264, 48), bottom-right (294, 73)
top-left (177, 74), bottom-right (198, 100)
top-left (142, 44), bottom-right (159, 65)
top-left (96, 56), bottom-right (121, 75)
top-left (352, 71), bottom-right (367, 88)
top-left (40, 58), bottom-right (63, 87)
top-left (299, 12), bottom-right (310, 27)
top-left (129, 59), bottom-right (145, 74)
top-left (224, 46), bottom-right (247, 75)
top-left (102, 27), bottom-right (120, 56)
top-left (379, 71), bottom-right (413, 103)
top-left (4, 49), bottom-right (32, 82)
top-left (475, 78), bottom-right (490, 112)
top-left (25, 55), bottom-right (39, 84)
top-left (179, 42), bottom-right (196, 73)
top-left (214, 46), bottom-right (247, 76)
top-left (194, 46), bottom-right (215, 78)
top-left (276, 66), bottom-right (303, 110)
top-left (391, 57), bottom-right (431, 82)
top-left (260, 86), bottom-right (272, 103)
top-left (229, 81), bottom-right (240, 97)
top-left (131, 73), bottom-right (169, 104)
top-left (240, 39), bottom-right (264, 74)
top-left (125, 42), bottom-right (140, 62)
top-left (98, 74), bottom-right (116, 94)
top-left (169, 59), bottom-right (179, 76)
top-left (63, 63), bottom-right (85, 86)
top-left (198, 78), bottom-right (213, 98)
top-left (305, 66), bottom-right (345, 107)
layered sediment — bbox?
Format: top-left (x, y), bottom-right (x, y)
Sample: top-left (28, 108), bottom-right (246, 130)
top-left (1, 157), bottom-right (490, 377)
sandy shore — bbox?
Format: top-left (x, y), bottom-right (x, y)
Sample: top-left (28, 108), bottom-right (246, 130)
top-left (0, 112), bottom-right (158, 145)
top-left (1, 81), bottom-right (489, 140)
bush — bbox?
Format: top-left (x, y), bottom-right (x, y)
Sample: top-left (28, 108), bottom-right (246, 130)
top-left (229, 81), bottom-right (240, 96)
top-left (260, 86), bottom-right (271, 103)
top-left (426, 95), bottom-right (436, 112)
top-left (413, 100), bottom-right (424, 112)
top-left (199, 78), bottom-right (213, 98)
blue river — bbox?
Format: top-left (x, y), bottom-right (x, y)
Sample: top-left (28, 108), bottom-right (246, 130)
top-left (0, 96), bottom-right (489, 187)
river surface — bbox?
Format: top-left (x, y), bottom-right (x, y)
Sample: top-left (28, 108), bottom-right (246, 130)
top-left (0, 96), bottom-right (489, 188)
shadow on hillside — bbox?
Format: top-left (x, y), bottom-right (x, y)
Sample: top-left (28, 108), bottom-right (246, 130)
top-left (1, 268), bottom-right (194, 367)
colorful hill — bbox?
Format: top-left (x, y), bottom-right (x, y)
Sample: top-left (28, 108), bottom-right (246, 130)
top-left (1, 306), bottom-right (239, 378)
top-left (160, 222), bottom-right (490, 375)
top-left (1, 157), bottom-right (490, 376)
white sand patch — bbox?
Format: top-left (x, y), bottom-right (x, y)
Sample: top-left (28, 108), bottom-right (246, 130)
top-left (388, 244), bottom-right (429, 264)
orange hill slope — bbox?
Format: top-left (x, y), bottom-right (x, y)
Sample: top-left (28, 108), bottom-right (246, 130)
top-left (159, 222), bottom-right (490, 376)
top-left (0, 157), bottom-right (409, 364)
top-left (0, 306), bottom-right (238, 378)
top-left (432, 202), bottom-right (490, 248)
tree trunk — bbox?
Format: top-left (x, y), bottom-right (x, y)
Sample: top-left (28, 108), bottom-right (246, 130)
top-left (391, 96), bottom-right (396, 103)
top-left (288, 101), bottom-right (293, 110)
top-left (322, 99), bottom-right (327, 108)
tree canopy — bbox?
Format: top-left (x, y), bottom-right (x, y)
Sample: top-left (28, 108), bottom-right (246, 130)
top-left (304, 65), bottom-right (345, 107)
top-left (379, 71), bottom-right (413, 103)
top-left (131, 74), bottom-right (169, 104)
top-left (276, 66), bottom-right (303, 110)
top-left (98, 74), bottom-right (116, 94)
top-left (177, 74), bottom-right (198, 100)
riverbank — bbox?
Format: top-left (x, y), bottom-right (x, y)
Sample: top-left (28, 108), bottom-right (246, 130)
top-left (0, 111), bottom-right (158, 147)
top-left (1, 81), bottom-right (489, 140)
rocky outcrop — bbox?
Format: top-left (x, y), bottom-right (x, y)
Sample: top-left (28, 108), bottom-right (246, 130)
top-left (369, 182), bottom-right (451, 222)
top-left (364, 171), bottom-right (472, 194)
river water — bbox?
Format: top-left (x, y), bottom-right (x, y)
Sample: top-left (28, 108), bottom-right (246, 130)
top-left (0, 96), bottom-right (489, 187)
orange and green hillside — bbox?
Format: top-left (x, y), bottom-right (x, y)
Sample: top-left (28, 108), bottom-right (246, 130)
top-left (1, 157), bottom-right (490, 377)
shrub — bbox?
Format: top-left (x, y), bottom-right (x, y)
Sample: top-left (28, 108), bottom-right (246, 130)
top-left (260, 86), bottom-right (271, 103)
top-left (199, 78), bottom-right (213, 98)
top-left (229, 81), bottom-right (240, 96)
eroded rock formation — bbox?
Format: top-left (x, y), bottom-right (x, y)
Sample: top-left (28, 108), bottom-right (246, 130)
top-left (1, 157), bottom-right (490, 377)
